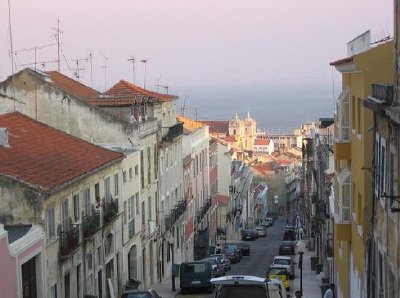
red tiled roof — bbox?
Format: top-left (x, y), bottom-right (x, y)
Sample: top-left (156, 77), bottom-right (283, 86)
top-left (222, 135), bottom-right (236, 143)
top-left (0, 112), bottom-right (123, 193)
top-left (251, 163), bottom-right (276, 175)
top-left (46, 71), bottom-right (101, 99)
top-left (216, 194), bottom-right (229, 205)
top-left (106, 80), bottom-right (178, 102)
top-left (176, 116), bottom-right (206, 132)
top-left (254, 139), bottom-right (270, 146)
top-left (86, 97), bottom-right (137, 107)
top-left (198, 121), bottom-right (229, 135)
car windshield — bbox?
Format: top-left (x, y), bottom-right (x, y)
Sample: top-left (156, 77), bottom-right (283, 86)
top-left (217, 285), bottom-right (267, 298)
top-left (182, 263), bottom-right (207, 273)
top-left (282, 242), bottom-right (293, 246)
top-left (268, 268), bottom-right (287, 275)
top-left (274, 259), bottom-right (290, 265)
top-left (227, 245), bottom-right (238, 250)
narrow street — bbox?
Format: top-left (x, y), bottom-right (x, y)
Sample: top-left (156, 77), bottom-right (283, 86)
top-left (177, 216), bottom-right (288, 297)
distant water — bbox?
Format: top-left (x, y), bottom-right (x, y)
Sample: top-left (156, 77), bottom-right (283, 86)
top-left (177, 82), bottom-right (336, 133)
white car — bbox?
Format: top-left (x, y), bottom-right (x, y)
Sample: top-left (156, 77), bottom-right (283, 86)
top-left (256, 226), bottom-right (266, 237)
top-left (211, 275), bottom-right (270, 298)
top-left (272, 256), bottom-right (295, 279)
top-left (268, 278), bottom-right (288, 298)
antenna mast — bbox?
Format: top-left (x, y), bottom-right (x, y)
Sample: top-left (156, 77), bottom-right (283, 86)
top-left (57, 19), bottom-right (60, 71)
top-left (128, 56), bottom-right (135, 83)
top-left (141, 59), bottom-right (147, 89)
top-left (100, 52), bottom-right (109, 91)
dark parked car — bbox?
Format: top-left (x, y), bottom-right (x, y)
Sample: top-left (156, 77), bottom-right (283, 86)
top-left (283, 229), bottom-right (296, 240)
top-left (225, 247), bottom-right (240, 263)
top-left (210, 254), bottom-right (231, 271)
top-left (242, 230), bottom-right (257, 241)
top-left (238, 243), bottom-right (250, 256)
top-left (180, 261), bottom-right (214, 294)
top-left (121, 289), bottom-right (162, 298)
top-left (202, 257), bottom-right (225, 277)
top-left (279, 241), bottom-right (296, 255)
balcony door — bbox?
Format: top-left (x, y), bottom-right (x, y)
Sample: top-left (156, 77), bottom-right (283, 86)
top-left (22, 257), bottom-right (37, 298)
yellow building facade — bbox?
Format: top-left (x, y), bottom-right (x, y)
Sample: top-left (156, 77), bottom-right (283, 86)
top-left (331, 38), bottom-right (394, 298)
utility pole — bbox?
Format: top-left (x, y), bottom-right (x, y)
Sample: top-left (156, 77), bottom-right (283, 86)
top-left (141, 59), bottom-right (147, 89)
top-left (128, 57), bottom-right (135, 83)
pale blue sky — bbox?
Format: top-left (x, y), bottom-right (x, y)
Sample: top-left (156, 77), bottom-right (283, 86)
top-left (0, 0), bottom-right (393, 95)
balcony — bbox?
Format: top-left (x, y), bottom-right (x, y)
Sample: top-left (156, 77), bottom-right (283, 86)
top-left (162, 122), bottom-right (183, 142)
top-left (103, 198), bottom-right (119, 225)
top-left (82, 210), bottom-right (101, 239)
top-left (372, 83), bottom-right (393, 104)
top-left (60, 225), bottom-right (80, 258)
top-left (196, 198), bottom-right (212, 225)
top-left (163, 200), bottom-right (188, 233)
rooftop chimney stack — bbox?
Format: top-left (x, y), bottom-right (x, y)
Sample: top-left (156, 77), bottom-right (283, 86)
top-left (0, 127), bottom-right (10, 147)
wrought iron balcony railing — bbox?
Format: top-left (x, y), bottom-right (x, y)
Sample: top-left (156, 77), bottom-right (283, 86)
top-left (59, 225), bottom-right (80, 258)
top-left (103, 198), bottom-right (119, 225)
top-left (82, 210), bottom-right (101, 239)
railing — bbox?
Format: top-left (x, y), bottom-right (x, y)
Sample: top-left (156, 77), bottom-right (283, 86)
top-left (196, 198), bottom-right (212, 225)
top-left (372, 83), bottom-right (393, 104)
top-left (103, 198), bottom-right (119, 224)
top-left (60, 225), bottom-right (80, 258)
top-left (82, 210), bottom-right (101, 239)
top-left (164, 200), bottom-right (187, 232)
top-left (163, 122), bottom-right (183, 142)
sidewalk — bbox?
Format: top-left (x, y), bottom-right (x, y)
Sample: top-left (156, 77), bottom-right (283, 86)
top-left (289, 240), bottom-right (325, 298)
top-left (152, 277), bottom-right (180, 298)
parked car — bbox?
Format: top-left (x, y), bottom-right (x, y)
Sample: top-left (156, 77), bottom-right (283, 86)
top-left (267, 278), bottom-right (288, 298)
top-left (256, 226), bottom-right (266, 237)
top-left (202, 257), bottom-right (225, 277)
top-left (226, 244), bottom-right (242, 261)
top-left (278, 241), bottom-right (295, 255)
top-left (121, 289), bottom-right (162, 298)
top-left (266, 265), bottom-right (290, 291)
top-left (238, 243), bottom-right (250, 256)
top-left (261, 220), bottom-right (269, 228)
top-left (210, 254), bottom-right (231, 271)
top-left (266, 217), bottom-right (274, 226)
top-left (225, 247), bottom-right (240, 263)
top-left (211, 275), bottom-right (270, 298)
top-left (283, 229), bottom-right (296, 241)
top-left (180, 261), bottom-right (214, 294)
top-left (273, 256), bottom-right (295, 279)
top-left (242, 229), bottom-right (257, 241)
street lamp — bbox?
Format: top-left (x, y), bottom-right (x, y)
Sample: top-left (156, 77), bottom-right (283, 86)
top-left (298, 251), bottom-right (304, 296)
top-left (169, 237), bottom-right (176, 291)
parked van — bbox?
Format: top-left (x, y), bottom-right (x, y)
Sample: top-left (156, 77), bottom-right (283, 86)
top-left (180, 261), bottom-right (214, 294)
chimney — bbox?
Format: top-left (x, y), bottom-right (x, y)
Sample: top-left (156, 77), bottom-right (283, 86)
top-left (0, 127), bottom-right (10, 147)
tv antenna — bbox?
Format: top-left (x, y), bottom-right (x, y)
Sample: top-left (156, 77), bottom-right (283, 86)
top-left (157, 84), bottom-right (169, 94)
top-left (100, 52), bottom-right (109, 91)
top-left (141, 59), bottom-right (147, 89)
top-left (180, 94), bottom-right (189, 116)
top-left (50, 19), bottom-right (62, 71)
top-left (128, 56), bottom-right (135, 83)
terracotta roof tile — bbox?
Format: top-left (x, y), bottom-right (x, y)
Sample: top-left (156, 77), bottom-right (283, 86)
top-left (198, 120), bottom-right (229, 135)
top-left (222, 135), bottom-right (236, 143)
top-left (216, 194), bottom-right (229, 205)
top-left (254, 139), bottom-right (270, 146)
top-left (0, 112), bottom-right (123, 193)
top-left (176, 116), bottom-right (206, 132)
top-left (106, 80), bottom-right (178, 102)
top-left (46, 71), bottom-right (101, 99)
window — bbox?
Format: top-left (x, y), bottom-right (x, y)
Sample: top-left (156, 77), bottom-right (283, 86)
top-left (135, 165), bottom-right (138, 176)
top-left (50, 284), bottom-right (57, 298)
top-left (87, 253), bottom-right (93, 270)
top-left (73, 194), bottom-right (80, 221)
top-left (128, 196), bottom-right (134, 220)
top-left (147, 146), bottom-right (151, 184)
top-left (374, 134), bottom-right (380, 197)
top-left (380, 138), bottom-right (387, 205)
top-left (141, 201), bottom-right (145, 225)
top-left (97, 247), bottom-right (102, 266)
top-left (129, 168), bottom-right (133, 180)
top-left (47, 207), bottom-right (56, 239)
top-left (135, 193), bottom-right (140, 215)
top-left (84, 188), bottom-right (91, 216)
top-left (154, 144), bottom-right (158, 179)
top-left (105, 177), bottom-right (111, 201)
top-left (336, 88), bottom-right (350, 142)
top-left (140, 151), bottom-right (144, 189)
top-left (95, 183), bottom-right (100, 200)
top-left (61, 199), bottom-right (69, 232)
top-left (124, 201), bottom-right (127, 225)
top-left (337, 167), bottom-right (351, 222)
top-left (123, 171), bottom-right (127, 183)
top-left (389, 151), bottom-right (396, 208)
top-left (114, 174), bottom-right (119, 197)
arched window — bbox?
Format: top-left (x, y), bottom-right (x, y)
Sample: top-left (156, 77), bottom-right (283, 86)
top-left (128, 245), bottom-right (138, 280)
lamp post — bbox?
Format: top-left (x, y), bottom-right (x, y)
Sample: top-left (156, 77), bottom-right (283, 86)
top-left (169, 239), bottom-right (176, 291)
top-left (298, 251), bottom-right (304, 296)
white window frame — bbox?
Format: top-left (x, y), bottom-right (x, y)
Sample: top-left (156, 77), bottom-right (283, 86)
top-left (337, 167), bottom-right (351, 222)
top-left (336, 88), bottom-right (350, 142)
top-left (73, 194), bottom-right (80, 222)
top-left (379, 137), bottom-right (387, 207)
top-left (84, 188), bottom-right (91, 216)
top-left (61, 199), bottom-right (69, 232)
top-left (47, 207), bottom-right (56, 239)
top-left (114, 173), bottom-right (119, 197)
top-left (105, 177), bottom-right (111, 201)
